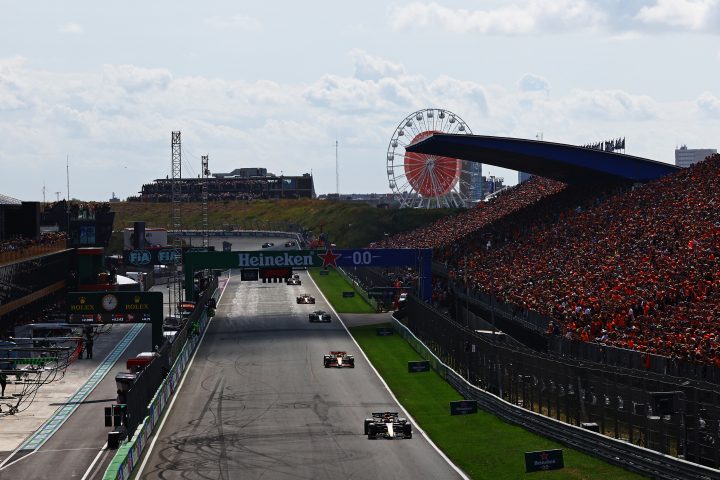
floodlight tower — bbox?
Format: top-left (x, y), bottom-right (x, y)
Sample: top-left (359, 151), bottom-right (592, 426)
top-left (201, 155), bottom-right (210, 248)
top-left (170, 131), bottom-right (183, 318)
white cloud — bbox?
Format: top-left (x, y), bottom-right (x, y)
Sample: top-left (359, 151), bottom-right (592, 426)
top-left (0, 51), bottom-right (715, 201)
top-left (204, 15), bottom-right (263, 31)
top-left (696, 91), bottom-right (720, 115)
top-left (635, 0), bottom-right (716, 30)
top-left (351, 49), bottom-right (405, 80)
top-left (562, 89), bottom-right (659, 120)
top-left (389, 1), bottom-right (606, 35)
top-left (390, 0), bottom-right (720, 35)
top-left (58, 23), bottom-right (84, 35)
top-left (519, 74), bottom-right (549, 92)
top-left (101, 64), bottom-right (172, 93)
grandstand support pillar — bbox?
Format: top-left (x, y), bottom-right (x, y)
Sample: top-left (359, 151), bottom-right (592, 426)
top-left (419, 248), bottom-right (432, 303)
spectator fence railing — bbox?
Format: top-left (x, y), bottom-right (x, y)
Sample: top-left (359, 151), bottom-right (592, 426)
top-left (404, 296), bottom-right (720, 473)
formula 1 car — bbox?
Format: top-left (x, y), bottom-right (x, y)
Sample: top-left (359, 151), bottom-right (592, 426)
top-left (323, 351), bottom-right (354, 368)
top-left (309, 310), bottom-right (331, 322)
top-left (286, 274), bottom-right (301, 285)
top-left (285, 241), bottom-right (296, 247)
top-left (296, 293), bottom-right (315, 304)
top-left (364, 412), bottom-right (412, 439)
top-left (261, 242), bottom-right (274, 248)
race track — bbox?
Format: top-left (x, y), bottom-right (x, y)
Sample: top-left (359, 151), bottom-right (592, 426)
top-left (137, 259), bottom-right (463, 478)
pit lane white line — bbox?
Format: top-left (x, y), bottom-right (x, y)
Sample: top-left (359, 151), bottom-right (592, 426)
top-left (308, 271), bottom-right (470, 480)
top-left (80, 442), bottom-right (108, 480)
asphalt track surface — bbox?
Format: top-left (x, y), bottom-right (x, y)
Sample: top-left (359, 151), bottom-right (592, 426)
top-left (137, 247), bottom-right (463, 478)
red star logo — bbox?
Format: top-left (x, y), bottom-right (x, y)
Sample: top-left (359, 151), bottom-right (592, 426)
top-left (318, 249), bottom-right (341, 268)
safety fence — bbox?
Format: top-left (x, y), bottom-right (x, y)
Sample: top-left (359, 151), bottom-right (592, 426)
top-left (336, 267), bottom-right (378, 310)
top-left (401, 297), bottom-right (720, 478)
top-left (450, 278), bottom-right (720, 385)
top-left (103, 286), bottom-right (220, 480)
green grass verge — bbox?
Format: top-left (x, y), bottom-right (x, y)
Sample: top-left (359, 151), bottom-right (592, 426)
top-left (350, 323), bottom-right (647, 480)
top-left (309, 267), bottom-right (375, 314)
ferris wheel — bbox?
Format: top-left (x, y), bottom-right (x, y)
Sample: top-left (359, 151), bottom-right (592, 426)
top-left (386, 108), bottom-right (478, 208)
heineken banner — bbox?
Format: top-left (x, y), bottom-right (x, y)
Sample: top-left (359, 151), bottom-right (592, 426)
top-left (184, 248), bottom-right (433, 303)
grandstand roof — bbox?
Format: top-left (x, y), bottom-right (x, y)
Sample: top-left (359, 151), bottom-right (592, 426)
top-left (0, 193), bottom-right (22, 205)
top-left (405, 134), bottom-right (680, 184)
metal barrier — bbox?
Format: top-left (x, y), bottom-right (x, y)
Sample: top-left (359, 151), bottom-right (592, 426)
top-left (448, 276), bottom-right (720, 385)
top-left (403, 296), bottom-right (720, 475)
top-left (103, 284), bottom-right (220, 480)
top-left (395, 302), bottom-right (720, 479)
top-left (336, 267), bottom-right (378, 310)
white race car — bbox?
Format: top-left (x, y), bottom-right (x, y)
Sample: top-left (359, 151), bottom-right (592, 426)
top-left (323, 351), bottom-right (354, 368)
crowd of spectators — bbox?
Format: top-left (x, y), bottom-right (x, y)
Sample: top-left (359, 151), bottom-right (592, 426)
top-left (43, 200), bottom-right (112, 220)
top-left (0, 232), bottom-right (67, 257)
top-left (382, 154), bottom-right (720, 365)
top-left (374, 176), bottom-right (568, 249)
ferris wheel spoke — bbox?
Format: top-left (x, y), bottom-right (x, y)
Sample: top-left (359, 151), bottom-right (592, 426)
top-left (403, 160), bottom-right (430, 176)
top-left (394, 177), bottom-right (413, 193)
top-left (414, 164), bottom-right (432, 193)
top-left (429, 168), bottom-right (445, 196)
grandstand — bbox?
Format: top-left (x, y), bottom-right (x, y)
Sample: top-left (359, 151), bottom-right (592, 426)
top-left (130, 170), bottom-right (315, 202)
top-left (0, 199), bottom-right (116, 336)
top-left (374, 145), bottom-right (720, 468)
top-left (382, 149), bottom-right (720, 365)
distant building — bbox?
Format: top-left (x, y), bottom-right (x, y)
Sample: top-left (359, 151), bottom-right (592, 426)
top-left (482, 176), bottom-right (505, 197)
top-left (131, 170), bottom-right (315, 202)
top-left (213, 167), bottom-right (268, 179)
top-left (518, 171), bottom-right (533, 184)
top-left (675, 145), bottom-right (717, 168)
top-left (464, 162), bottom-right (484, 202)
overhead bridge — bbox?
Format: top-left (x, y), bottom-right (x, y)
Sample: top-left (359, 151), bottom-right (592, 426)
top-left (405, 134), bottom-right (680, 185)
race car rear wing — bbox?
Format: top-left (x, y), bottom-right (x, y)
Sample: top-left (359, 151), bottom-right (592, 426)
top-left (371, 412), bottom-right (399, 418)
top-left (329, 351), bottom-right (347, 355)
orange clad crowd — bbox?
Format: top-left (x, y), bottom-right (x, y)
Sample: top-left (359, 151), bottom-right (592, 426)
top-left (380, 154), bottom-right (720, 365)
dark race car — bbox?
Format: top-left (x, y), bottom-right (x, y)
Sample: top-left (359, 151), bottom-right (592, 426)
top-left (261, 242), bottom-right (274, 248)
top-left (323, 351), bottom-right (354, 368)
top-left (364, 412), bottom-right (412, 439)
top-left (296, 293), bottom-right (315, 304)
top-left (286, 277), bottom-right (301, 285)
top-left (285, 241), bottom-right (297, 247)
top-left (309, 310), bottom-right (331, 322)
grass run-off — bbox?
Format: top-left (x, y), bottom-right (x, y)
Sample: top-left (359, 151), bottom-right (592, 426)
top-left (349, 323), bottom-right (647, 480)
top-left (308, 267), bottom-right (375, 314)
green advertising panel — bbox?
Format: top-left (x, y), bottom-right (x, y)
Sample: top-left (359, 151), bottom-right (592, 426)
top-left (66, 291), bottom-right (164, 348)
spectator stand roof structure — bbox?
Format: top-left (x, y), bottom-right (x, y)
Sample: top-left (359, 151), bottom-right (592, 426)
top-left (0, 193), bottom-right (22, 205)
top-left (405, 134), bottom-right (680, 185)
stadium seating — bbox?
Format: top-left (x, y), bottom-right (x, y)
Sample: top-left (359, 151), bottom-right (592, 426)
top-left (381, 154), bottom-right (720, 365)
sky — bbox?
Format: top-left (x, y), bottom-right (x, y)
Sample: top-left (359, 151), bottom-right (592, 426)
top-left (1, 0), bottom-right (719, 202)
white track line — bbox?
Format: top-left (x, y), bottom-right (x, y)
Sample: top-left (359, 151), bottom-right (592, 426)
top-left (134, 277), bottom-right (230, 478)
top-left (308, 270), bottom-right (470, 480)
top-left (80, 442), bottom-right (107, 480)
top-left (0, 450), bottom-right (35, 471)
